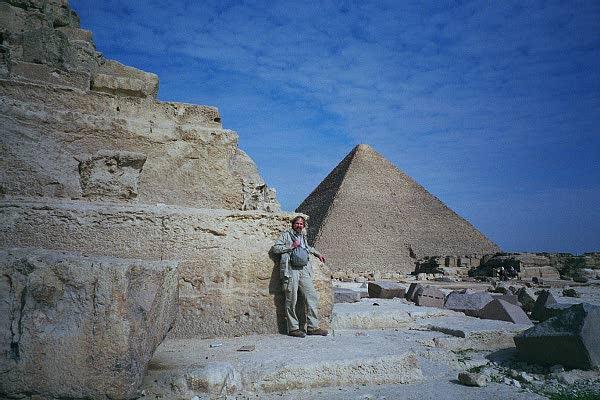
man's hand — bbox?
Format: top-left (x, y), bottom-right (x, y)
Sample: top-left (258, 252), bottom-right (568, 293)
top-left (291, 239), bottom-right (301, 249)
top-left (318, 255), bottom-right (325, 263)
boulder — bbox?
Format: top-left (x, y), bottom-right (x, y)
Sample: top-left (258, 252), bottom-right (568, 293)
top-left (368, 281), bottom-right (406, 299)
top-left (479, 299), bottom-right (532, 325)
top-left (530, 290), bottom-right (573, 321)
top-left (458, 371), bottom-right (488, 387)
top-left (0, 248), bottom-right (178, 399)
top-left (444, 291), bottom-right (494, 317)
top-left (414, 286), bottom-right (445, 308)
top-left (514, 303), bottom-right (600, 369)
top-left (334, 287), bottom-right (362, 303)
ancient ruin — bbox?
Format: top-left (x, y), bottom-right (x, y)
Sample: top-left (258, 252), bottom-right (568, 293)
top-left (1, 2), bottom-right (599, 400)
top-left (296, 144), bottom-right (500, 276)
top-left (0, 1), bottom-right (331, 398)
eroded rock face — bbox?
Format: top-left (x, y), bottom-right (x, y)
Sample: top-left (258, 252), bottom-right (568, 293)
top-left (79, 150), bottom-right (146, 199)
top-left (0, 0), bottom-right (280, 212)
top-left (0, 248), bottom-right (179, 399)
top-left (0, 199), bottom-right (332, 337)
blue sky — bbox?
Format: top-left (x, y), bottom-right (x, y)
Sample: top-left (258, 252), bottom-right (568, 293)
top-left (70, 0), bottom-right (600, 254)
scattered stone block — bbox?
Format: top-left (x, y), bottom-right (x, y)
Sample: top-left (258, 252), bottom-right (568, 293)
top-left (514, 303), bottom-right (600, 369)
top-left (562, 288), bottom-right (580, 298)
top-left (573, 276), bottom-right (589, 283)
top-left (415, 286), bottom-right (445, 308)
top-left (530, 290), bottom-right (574, 321)
top-left (405, 282), bottom-right (423, 302)
top-left (334, 287), bottom-right (362, 303)
top-left (492, 293), bottom-right (520, 305)
top-left (458, 371), bottom-right (488, 387)
top-left (516, 287), bottom-right (537, 312)
top-left (0, 248), bottom-right (178, 399)
top-left (444, 291), bottom-right (494, 317)
top-left (479, 299), bottom-right (532, 325)
top-left (368, 281), bottom-right (406, 299)
top-left (79, 150), bottom-right (147, 200)
top-left (531, 290), bottom-right (556, 321)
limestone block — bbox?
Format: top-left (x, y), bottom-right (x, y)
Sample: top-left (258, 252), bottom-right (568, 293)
top-left (0, 248), bottom-right (178, 399)
top-left (92, 60), bottom-right (159, 98)
top-left (56, 26), bottom-right (93, 42)
top-left (334, 287), bottom-right (362, 303)
top-left (21, 27), bottom-right (69, 66)
top-left (368, 280), bottom-right (406, 299)
top-left (519, 266), bottom-right (560, 279)
top-left (479, 299), bottom-right (532, 325)
top-left (444, 290), bottom-right (494, 317)
top-left (10, 60), bottom-right (91, 90)
top-left (415, 286), bottom-right (445, 308)
top-left (514, 303), bottom-right (600, 369)
top-left (79, 150), bottom-right (146, 200)
top-left (0, 199), bottom-right (331, 337)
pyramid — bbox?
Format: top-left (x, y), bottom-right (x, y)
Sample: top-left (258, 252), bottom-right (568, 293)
top-left (296, 144), bottom-right (500, 274)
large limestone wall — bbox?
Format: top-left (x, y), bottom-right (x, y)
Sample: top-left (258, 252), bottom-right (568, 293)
top-left (0, 199), bottom-right (333, 338)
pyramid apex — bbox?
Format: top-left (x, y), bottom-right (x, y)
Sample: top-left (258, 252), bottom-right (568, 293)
top-left (354, 144), bottom-right (373, 152)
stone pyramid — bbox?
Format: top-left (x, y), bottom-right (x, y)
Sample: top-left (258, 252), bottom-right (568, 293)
top-left (296, 144), bottom-right (500, 274)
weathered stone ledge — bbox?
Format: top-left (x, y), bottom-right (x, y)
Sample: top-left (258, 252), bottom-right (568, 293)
top-left (0, 198), bottom-right (332, 338)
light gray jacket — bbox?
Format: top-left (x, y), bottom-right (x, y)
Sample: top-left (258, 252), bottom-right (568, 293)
top-left (271, 229), bottom-right (322, 281)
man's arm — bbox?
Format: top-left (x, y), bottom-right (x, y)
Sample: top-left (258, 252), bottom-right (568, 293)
top-left (271, 232), bottom-right (293, 255)
top-left (309, 245), bottom-right (325, 263)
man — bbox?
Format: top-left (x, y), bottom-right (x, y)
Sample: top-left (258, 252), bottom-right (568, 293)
top-left (271, 216), bottom-right (328, 337)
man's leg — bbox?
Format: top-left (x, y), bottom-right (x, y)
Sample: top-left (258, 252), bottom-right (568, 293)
top-left (284, 269), bottom-right (302, 335)
top-left (298, 268), bottom-right (322, 331)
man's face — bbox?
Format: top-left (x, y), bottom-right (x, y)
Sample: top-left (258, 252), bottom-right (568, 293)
top-left (292, 219), bottom-right (304, 233)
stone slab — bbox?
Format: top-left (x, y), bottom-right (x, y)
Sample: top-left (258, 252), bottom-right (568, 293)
top-left (368, 280), bottom-right (406, 299)
top-left (479, 299), bottom-right (532, 325)
top-left (0, 248), bottom-right (178, 399)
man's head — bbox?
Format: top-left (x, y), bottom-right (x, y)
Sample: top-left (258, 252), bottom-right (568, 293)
top-left (291, 216), bottom-right (305, 233)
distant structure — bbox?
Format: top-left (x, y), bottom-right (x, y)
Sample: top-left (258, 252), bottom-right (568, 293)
top-left (297, 144), bottom-right (500, 275)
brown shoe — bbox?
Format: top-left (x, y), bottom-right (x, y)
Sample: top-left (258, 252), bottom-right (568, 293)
top-left (306, 327), bottom-right (328, 336)
top-left (288, 329), bottom-right (306, 338)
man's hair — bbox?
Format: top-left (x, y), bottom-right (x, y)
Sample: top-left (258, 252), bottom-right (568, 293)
top-left (291, 216), bottom-right (305, 226)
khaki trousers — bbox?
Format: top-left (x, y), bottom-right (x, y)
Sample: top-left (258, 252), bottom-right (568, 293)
top-left (284, 266), bottom-right (320, 332)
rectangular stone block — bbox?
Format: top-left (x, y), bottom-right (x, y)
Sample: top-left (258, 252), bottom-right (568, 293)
top-left (0, 248), bottom-right (178, 399)
top-left (368, 281), bottom-right (406, 299)
top-left (415, 286), bottom-right (445, 308)
top-left (10, 60), bottom-right (91, 91)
